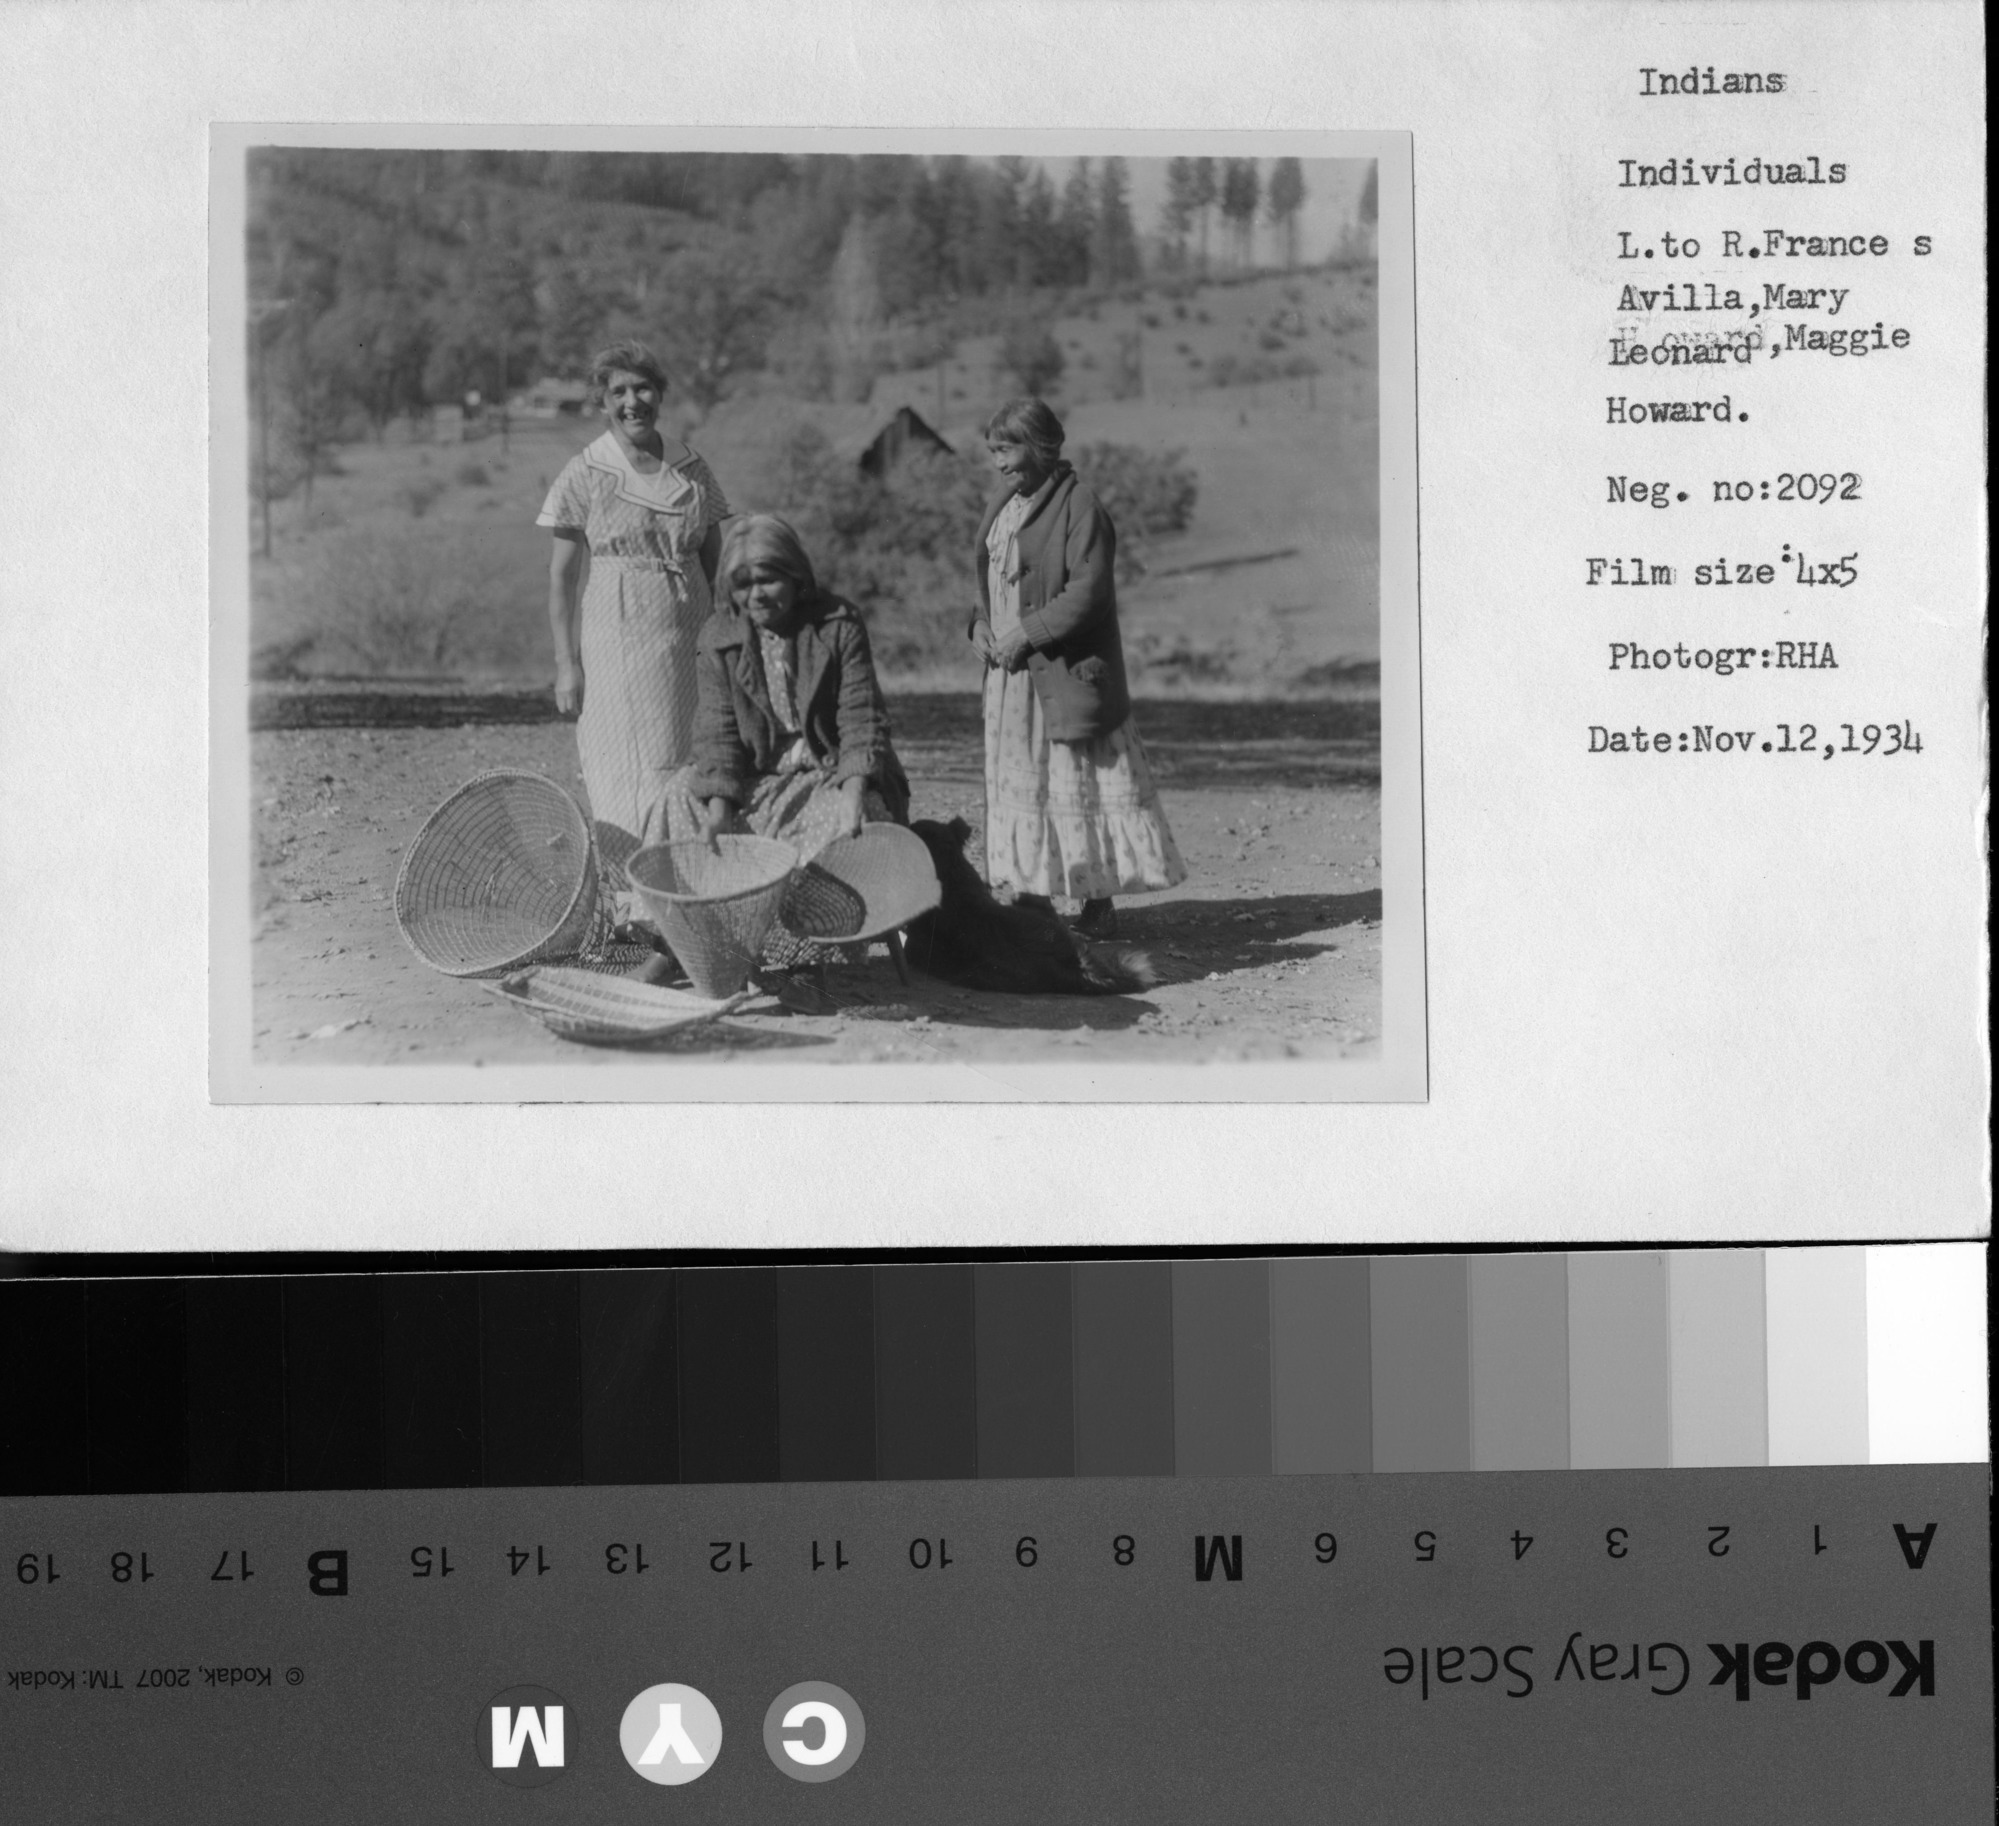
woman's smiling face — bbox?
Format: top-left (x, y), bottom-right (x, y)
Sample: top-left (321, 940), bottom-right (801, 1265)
top-left (602, 369), bottom-right (662, 440)
top-left (987, 437), bottom-right (1049, 497)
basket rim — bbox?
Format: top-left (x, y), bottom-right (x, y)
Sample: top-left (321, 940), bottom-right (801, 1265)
top-left (486, 972), bottom-right (753, 1036)
top-left (778, 822), bottom-right (941, 942)
top-left (393, 769), bottom-right (597, 977)
top-left (627, 835), bottom-right (799, 908)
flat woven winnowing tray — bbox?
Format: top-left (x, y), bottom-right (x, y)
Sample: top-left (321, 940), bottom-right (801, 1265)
top-left (486, 966), bottom-right (752, 1044)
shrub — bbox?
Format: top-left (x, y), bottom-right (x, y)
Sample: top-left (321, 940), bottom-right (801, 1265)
top-left (1257, 329), bottom-right (1286, 353)
top-left (1209, 353), bottom-right (1285, 388)
top-left (401, 477), bottom-right (447, 518)
top-left (455, 460), bottom-right (490, 486)
top-left (892, 321), bottom-right (959, 370)
top-left (764, 426), bottom-right (989, 671)
top-left (1070, 441), bottom-right (1199, 579)
top-left (1141, 311), bottom-right (1161, 329)
top-left (280, 523), bottom-right (527, 675)
top-left (998, 319), bottom-right (1065, 395)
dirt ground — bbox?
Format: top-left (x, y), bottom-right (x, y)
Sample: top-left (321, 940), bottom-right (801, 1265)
top-left (249, 694), bottom-right (1381, 1068)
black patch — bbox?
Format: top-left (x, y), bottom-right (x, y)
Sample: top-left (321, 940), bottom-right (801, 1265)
top-left (902, 818), bottom-right (1157, 997)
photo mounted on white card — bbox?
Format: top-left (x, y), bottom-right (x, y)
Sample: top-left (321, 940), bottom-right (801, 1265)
top-left (210, 124), bottom-right (1423, 1103)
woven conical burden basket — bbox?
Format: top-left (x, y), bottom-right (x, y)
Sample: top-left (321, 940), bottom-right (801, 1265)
top-left (627, 836), bottom-right (798, 998)
top-left (395, 772), bottom-right (598, 977)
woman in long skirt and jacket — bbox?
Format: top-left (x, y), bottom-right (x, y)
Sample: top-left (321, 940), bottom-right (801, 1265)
top-left (970, 396), bottom-right (1184, 938)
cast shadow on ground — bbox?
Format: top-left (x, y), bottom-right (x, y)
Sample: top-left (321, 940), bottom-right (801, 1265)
top-left (552, 1016), bottom-right (834, 1055)
top-left (813, 958), bottom-right (1160, 1036)
top-left (1116, 889), bottom-right (1382, 983)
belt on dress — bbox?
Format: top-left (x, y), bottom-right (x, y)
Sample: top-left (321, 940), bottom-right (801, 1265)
top-left (590, 552), bottom-right (685, 574)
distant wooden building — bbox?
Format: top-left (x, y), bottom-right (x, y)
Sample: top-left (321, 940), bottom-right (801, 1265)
top-left (514, 378), bottom-right (592, 418)
top-left (848, 404), bottom-right (955, 478)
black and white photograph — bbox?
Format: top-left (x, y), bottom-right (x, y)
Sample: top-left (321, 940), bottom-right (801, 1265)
top-left (213, 131), bottom-right (1423, 1098)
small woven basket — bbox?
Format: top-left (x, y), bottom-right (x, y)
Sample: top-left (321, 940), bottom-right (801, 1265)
top-left (626, 836), bottom-right (798, 999)
top-left (395, 772), bottom-right (598, 977)
top-left (487, 967), bottom-right (751, 1045)
top-left (780, 823), bottom-right (941, 944)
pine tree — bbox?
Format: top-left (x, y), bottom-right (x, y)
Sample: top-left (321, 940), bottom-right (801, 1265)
top-left (1161, 158), bottom-right (1197, 269)
top-left (1021, 166), bottom-right (1059, 286)
top-left (1266, 157), bottom-right (1306, 269)
top-left (1094, 156), bottom-right (1140, 286)
top-left (1190, 156), bottom-right (1217, 274)
top-left (1057, 157), bottom-right (1096, 286)
top-left (1221, 159), bottom-right (1261, 269)
top-left (978, 157), bottom-right (1027, 295)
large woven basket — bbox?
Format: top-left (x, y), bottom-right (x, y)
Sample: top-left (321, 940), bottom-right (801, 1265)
top-left (780, 823), bottom-right (941, 944)
top-left (395, 772), bottom-right (597, 977)
top-left (627, 836), bottom-right (798, 999)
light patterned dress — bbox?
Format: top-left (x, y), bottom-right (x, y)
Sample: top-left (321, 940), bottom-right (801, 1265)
top-left (983, 492), bottom-right (1186, 901)
top-left (537, 433), bottom-right (731, 918)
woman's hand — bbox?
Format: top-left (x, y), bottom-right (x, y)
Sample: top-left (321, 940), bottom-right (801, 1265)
top-left (996, 629), bottom-right (1033, 673)
top-left (970, 621), bottom-right (999, 666)
top-left (836, 776), bottom-right (866, 838)
top-left (553, 660), bottom-right (584, 719)
top-left (698, 796), bottom-right (732, 851)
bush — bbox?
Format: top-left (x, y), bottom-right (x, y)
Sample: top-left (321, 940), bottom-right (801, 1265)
top-left (1257, 329), bottom-right (1286, 353)
top-left (1070, 442), bottom-right (1199, 579)
top-left (1209, 353), bottom-right (1286, 388)
top-left (892, 321), bottom-right (959, 370)
top-left (765, 426), bottom-right (989, 671)
top-left (401, 477), bottom-right (447, 518)
top-left (1073, 442), bottom-right (1198, 536)
top-left (281, 523), bottom-right (527, 675)
top-left (998, 319), bottom-right (1064, 395)
top-left (455, 460), bottom-right (490, 487)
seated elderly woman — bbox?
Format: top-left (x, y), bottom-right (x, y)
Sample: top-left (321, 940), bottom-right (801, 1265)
top-left (660, 514), bottom-right (909, 859)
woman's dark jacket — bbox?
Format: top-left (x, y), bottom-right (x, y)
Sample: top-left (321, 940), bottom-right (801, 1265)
top-left (972, 461), bottom-right (1132, 742)
top-left (687, 593), bottom-right (910, 820)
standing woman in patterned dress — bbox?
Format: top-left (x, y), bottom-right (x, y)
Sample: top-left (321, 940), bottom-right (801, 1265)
top-left (971, 396), bottom-right (1185, 938)
top-left (538, 340), bottom-right (732, 930)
